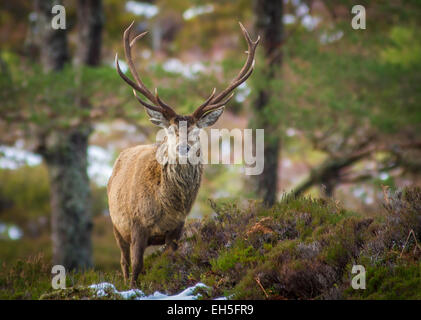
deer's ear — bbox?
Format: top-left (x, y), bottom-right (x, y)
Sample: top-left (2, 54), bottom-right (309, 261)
top-left (196, 107), bottom-right (224, 128)
top-left (144, 107), bottom-right (170, 128)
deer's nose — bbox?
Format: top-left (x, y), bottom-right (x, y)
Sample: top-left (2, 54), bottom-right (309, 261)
top-left (176, 144), bottom-right (190, 156)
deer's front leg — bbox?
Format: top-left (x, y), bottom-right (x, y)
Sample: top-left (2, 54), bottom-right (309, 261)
top-left (113, 226), bottom-right (130, 283)
top-left (165, 222), bottom-right (184, 252)
top-left (130, 225), bottom-right (149, 288)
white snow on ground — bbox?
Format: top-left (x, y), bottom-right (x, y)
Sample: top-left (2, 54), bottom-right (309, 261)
top-left (89, 282), bottom-right (227, 300)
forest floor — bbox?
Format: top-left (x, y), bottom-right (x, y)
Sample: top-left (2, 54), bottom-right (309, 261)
top-left (1, 187), bottom-right (420, 300)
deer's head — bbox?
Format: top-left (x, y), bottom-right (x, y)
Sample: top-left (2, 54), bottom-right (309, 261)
top-left (115, 22), bottom-right (259, 160)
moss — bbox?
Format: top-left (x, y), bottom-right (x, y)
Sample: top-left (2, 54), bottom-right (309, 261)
top-left (40, 287), bottom-right (98, 300)
top-left (229, 268), bottom-right (267, 299)
top-left (211, 243), bottom-right (260, 273)
top-left (136, 252), bottom-right (176, 294)
top-left (344, 262), bottom-right (421, 299)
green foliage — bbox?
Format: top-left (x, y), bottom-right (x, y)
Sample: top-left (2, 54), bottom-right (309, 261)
top-left (0, 255), bottom-right (52, 299)
top-left (0, 214), bottom-right (124, 299)
top-left (1, 59), bottom-right (123, 127)
top-left (0, 165), bottom-right (109, 232)
top-left (381, 26), bottom-right (421, 68)
top-left (0, 165), bottom-right (50, 225)
top-left (280, 3), bottom-right (421, 177)
top-left (0, 254), bottom-right (128, 300)
top-left (0, 235), bottom-right (52, 275)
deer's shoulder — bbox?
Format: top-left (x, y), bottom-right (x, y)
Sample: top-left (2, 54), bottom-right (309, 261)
top-left (108, 144), bottom-right (160, 192)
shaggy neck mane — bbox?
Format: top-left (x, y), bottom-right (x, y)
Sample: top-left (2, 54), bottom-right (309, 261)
top-left (157, 143), bottom-right (203, 214)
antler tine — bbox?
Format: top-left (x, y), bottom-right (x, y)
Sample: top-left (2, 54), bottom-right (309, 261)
top-left (234, 22), bottom-right (260, 85)
top-left (115, 54), bottom-right (145, 94)
top-left (192, 23), bottom-right (259, 120)
top-left (116, 22), bottom-right (177, 117)
top-left (132, 90), bottom-right (163, 113)
top-left (122, 21), bottom-right (156, 104)
top-left (209, 22), bottom-right (260, 105)
top-left (130, 31), bottom-right (148, 48)
top-left (201, 93), bottom-right (235, 115)
top-left (192, 88), bottom-right (216, 119)
top-left (155, 89), bottom-right (177, 118)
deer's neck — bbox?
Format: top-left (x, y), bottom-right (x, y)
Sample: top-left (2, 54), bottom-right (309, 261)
top-left (159, 161), bottom-right (203, 214)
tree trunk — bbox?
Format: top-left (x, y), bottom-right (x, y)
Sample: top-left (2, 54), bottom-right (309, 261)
top-left (34, 0), bottom-right (103, 270)
top-left (43, 128), bottom-right (93, 270)
top-left (75, 0), bottom-right (103, 66)
top-left (34, 0), bottom-right (69, 72)
top-left (34, 0), bottom-right (92, 270)
top-left (251, 0), bottom-right (283, 206)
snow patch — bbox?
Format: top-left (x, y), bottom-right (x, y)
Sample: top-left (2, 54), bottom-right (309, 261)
top-left (89, 282), bottom-right (226, 300)
top-left (87, 145), bottom-right (114, 187)
top-left (125, 1), bottom-right (158, 18)
top-left (320, 30), bottom-right (344, 44)
top-left (183, 5), bottom-right (214, 21)
top-left (0, 144), bottom-right (113, 188)
top-left (0, 223), bottom-right (23, 240)
top-left (0, 145), bottom-right (42, 169)
top-left (235, 82), bottom-right (251, 103)
top-left (162, 59), bottom-right (206, 79)
top-left (283, 14), bottom-right (296, 25)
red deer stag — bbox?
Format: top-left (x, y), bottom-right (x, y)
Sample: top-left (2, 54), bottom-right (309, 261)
top-left (108, 21), bottom-right (259, 287)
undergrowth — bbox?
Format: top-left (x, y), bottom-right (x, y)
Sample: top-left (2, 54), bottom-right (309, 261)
top-left (1, 187), bottom-right (420, 300)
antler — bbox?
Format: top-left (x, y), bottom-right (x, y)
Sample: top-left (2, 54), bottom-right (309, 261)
top-left (115, 21), bottom-right (177, 118)
top-left (192, 22), bottom-right (260, 120)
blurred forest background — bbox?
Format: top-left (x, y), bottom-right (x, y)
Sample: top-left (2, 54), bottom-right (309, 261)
top-left (0, 0), bottom-right (420, 274)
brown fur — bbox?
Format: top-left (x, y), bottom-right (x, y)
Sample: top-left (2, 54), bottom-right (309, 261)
top-left (107, 141), bottom-right (202, 287)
